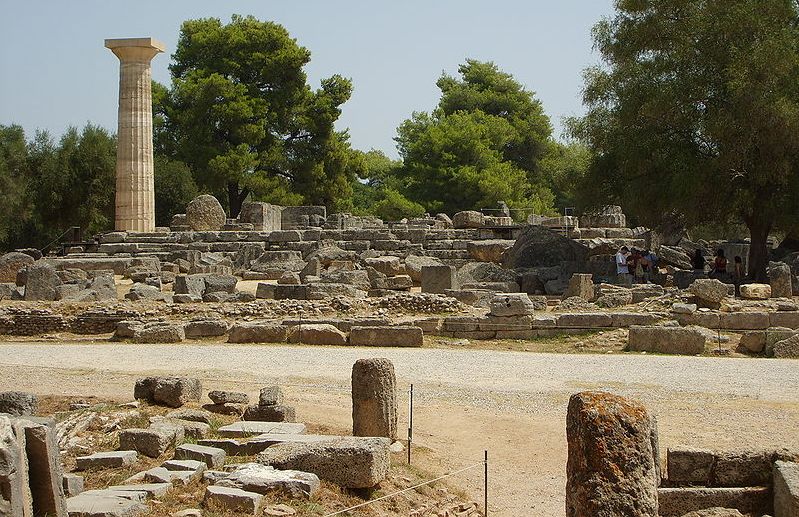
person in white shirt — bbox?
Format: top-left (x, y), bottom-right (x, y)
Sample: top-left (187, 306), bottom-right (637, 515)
top-left (615, 246), bottom-right (632, 286)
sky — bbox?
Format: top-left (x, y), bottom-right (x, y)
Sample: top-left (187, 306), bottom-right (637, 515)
top-left (0, 0), bottom-right (615, 158)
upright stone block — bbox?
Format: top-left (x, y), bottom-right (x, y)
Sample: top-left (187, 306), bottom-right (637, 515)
top-left (14, 417), bottom-right (67, 517)
top-left (351, 359), bottom-right (397, 441)
top-left (566, 391), bottom-right (659, 517)
top-left (105, 37), bottom-right (165, 232)
top-left (420, 265), bottom-right (456, 293)
top-left (0, 416), bottom-right (28, 517)
top-left (774, 461), bottom-right (799, 517)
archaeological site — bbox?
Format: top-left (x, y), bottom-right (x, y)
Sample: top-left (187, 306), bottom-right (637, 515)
top-left (2, 3), bottom-right (799, 517)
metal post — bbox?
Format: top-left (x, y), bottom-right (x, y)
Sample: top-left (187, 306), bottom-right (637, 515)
top-left (484, 450), bottom-right (488, 516)
top-left (407, 384), bottom-right (413, 464)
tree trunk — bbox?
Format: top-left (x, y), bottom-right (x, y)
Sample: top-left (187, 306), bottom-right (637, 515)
top-left (746, 216), bottom-right (772, 283)
top-left (227, 183), bottom-right (250, 219)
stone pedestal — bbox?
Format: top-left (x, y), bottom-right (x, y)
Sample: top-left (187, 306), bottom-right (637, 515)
top-left (105, 38), bottom-right (165, 233)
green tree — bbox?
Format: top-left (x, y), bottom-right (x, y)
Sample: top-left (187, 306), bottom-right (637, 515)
top-left (154, 157), bottom-right (199, 227)
top-left (396, 60), bottom-right (555, 216)
top-left (539, 141), bottom-right (591, 211)
top-left (0, 125), bottom-right (29, 249)
top-left (572, 0), bottom-right (799, 281)
top-left (156, 15), bottom-right (358, 216)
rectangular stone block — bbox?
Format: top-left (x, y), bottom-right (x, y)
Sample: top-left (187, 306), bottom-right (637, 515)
top-left (348, 326), bottom-right (424, 347)
top-left (675, 312), bottom-right (721, 329)
top-left (556, 313), bottom-right (613, 328)
top-left (770, 312), bottom-right (799, 329)
top-left (719, 312), bottom-right (770, 330)
top-left (62, 474), bottom-right (83, 497)
top-left (657, 487), bottom-right (770, 516)
top-left (421, 265), bottom-right (456, 293)
top-left (75, 451), bottom-right (138, 470)
top-left (610, 312), bottom-right (662, 327)
top-left (775, 461), bottom-right (799, 517)
top-left (217, 422), bottom-right (306, 438)
top-left (1, 416), bottom-right (29, 517)
top-left (16, 418), bottom-right (67, 517)
top-left (628, 326), bottom-right (706, 355)
top-left (204, 485), bottom-right (263, 515)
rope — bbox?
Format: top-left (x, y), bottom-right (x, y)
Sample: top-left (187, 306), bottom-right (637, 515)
top-left (39, 227), bottom-right (79, 254)
top-left (322, 461), bottom-right (484, 517)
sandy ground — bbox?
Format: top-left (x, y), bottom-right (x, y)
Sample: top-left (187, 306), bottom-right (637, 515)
top-left (1, 342), bottom-right (797, 516)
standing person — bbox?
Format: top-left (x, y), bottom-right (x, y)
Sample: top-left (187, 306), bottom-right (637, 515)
top-left (616, 246), bottom-right (631, 286)
top-left (642, 249), bottom-right (657, 283)
top-left (733, 256), bottom-right (744, 297)
top-left (691, 249), bottom-right (706, 273)
top-left (710, 249), bottom-right (728, 281)
top-left (629, 248), bottom-right (645, 284)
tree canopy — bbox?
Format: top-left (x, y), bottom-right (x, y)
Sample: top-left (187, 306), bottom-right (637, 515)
top-left (155, 15), bottom-right (360, 216)
top-left (396, 60), bottom-right (556, 217)
top-left (571, 0), bottom-right (799, 280)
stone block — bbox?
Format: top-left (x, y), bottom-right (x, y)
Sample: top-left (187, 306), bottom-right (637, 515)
top-left (217, 422), bottom-right (306, 438)
top-left (242, 405), bottom-right (295, 423)
top-left (349, 326), bottom-right (423, 347)
top-left (66, 490), bottom-right (147, 517)
top-left (774, 461), bottom-right (799, 517)
top-left (75, 451), bottom-right (138, 470)
top-left (118, 427), bottom-right (178, 458)
top-left (610, 312), bottom-right (662, 327)
top-left (228, 323), bottom-right (287, 344)
top-left (489, 293), bottom-right (538, 317)
top-left (628, 326), bottom-right (706, 355)
top-left (563, 273), bottom-right (594, 301)
top-left (738, 332), bottom-right (765, 353)
top-left (286, 324), bottom-right (347, 345)
top-left (689, 279), bottom-right (729, 308)
top-left (143, 466), bottom-right (198, 486)
top-left (667, 447), bottom-right (714, 486)
top-left (17, 418), bottom-right (68, 517)
top-left (466, 240), bottom-right (515, 263)
top-left (258, 387), bottom-right (284, 407)
top-left (352, 358), bottom-right (397, 441)
top-left (186, 195), bottom-right (226, 231)
top-left (257, 437), bottom-right (390, 489)
top-left (204, 485), bottom-right (263, 515)
top-left (657, 487), bottom-right (770, 517)
top-left (184, 319), bottom-right (229, 339)
top-left (174, 444), bottom-right (226, 468)
top-left (208, 391), bottom-right (248, 405)
top-left (769, 262), bottom-right (793, 299)
top-left (140, 377), bottom-right (201, 408)
top-left (740, 283), bottom-right (771, 300)
top-left (24, 263), bottom-right (62, 301)
top-left (421, 265), bottom-right (457, 293)
top-left (770, 312), bottom-right (799, 329)
top-left (773, 334), bottom-right (799, 358)
top-left (556, 312), bottom-right (613, 328)
top-left (213, 463), bottom-right (320, 499)
top-left (719, 312), bottom-right (769, 330)
top-left (62, 473), bottom-right (84, 497)
top-left (0, 392), bottom-right (38, 416)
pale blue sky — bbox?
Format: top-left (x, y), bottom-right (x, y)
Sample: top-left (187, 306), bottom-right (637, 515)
top-left (0, 1), bottom-right (614, 157)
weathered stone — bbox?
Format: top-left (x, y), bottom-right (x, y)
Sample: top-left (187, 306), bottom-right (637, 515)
top-left (62, 473), bottom-right (84, 497)
top-left (595, 290), bottom-right (633, 308)
top-left (563, 274), bottom-right (594, 301)
top-left (770, 262), bottom-right (794, 299)
top-left (132, 322), bottom-right (185, 344)
top-left (719, 312), bottom-right (769, 330)
top-left (143, 466), bottom-right (199, 486)
top-left (364, 257), bottom-right (403, 277)
top-left (774, 461), bottom-right (799, 517)
top-left (286, 324), bottom-right (347, 346)
top-left (667, 447), bottom-right (715, 486)
top-left (16, 418), bottom-right (68, 517)
top-left (242, 405), bottom-right (295, 423)
top-left (124, 283), bottom-right (170, 302)
top-left (153, 378), bottom-right (201, 408)
top-left (466, 240), bottom-right (515, 263)
top-left (371, 275), bottom-right (413, 291)
top-left (403, 255), bottom-right (443, 283)
top-left (208, 391), bottom-right (248, 405)
top-left (352, 358), bottom-right (397, 441)
top-left (0, 392), bottom-right (38, 416)
top-left (75, 450), bottom-right (138, 470)
top-left (24, 263), bottom-right (62, 301)
top-left (489, 293), bottom-right (538, 317)
top-left (257, 437), bottom-right (390, 488)
top-left (657, 487), bottom-right (770, 517)
top-left (228, 323), bottom-right (287, 344)
top-left (173, 274), bottom-right (207, 297)
top-left (420, 265), bottom-right (457, 294)
top-left (503, 226), bottom-right (589, 269)
top-left (738, 332), bottom-right (766, 353)
top-left (679, 509), bottom-right (744, 517)
top-left (566, 391), bottom-right (659, 517)
top-left (204, 485), bottom-right (263, 515)
top-left (174, 444), bottom-right (226, 468)
top-left (277, 272), bottom-right (301, 285)
top-left (184, 319), bottom-right (229, 339)
top-left (739, 283), bottom-right (771, 300)
top-left (672, 303), bottom-right (697, 314)
top-left (118, 427), bottom-right (179, 458)
top-left (349, 326), bottom-right (423, 347)
top-left (557, 313), bottom-right (613, 328)
top-left (0, 415), bottom-right (27, 517)
top-left (0, 253), bottom-right (34, 283)
top-left (452, 210), bottom-right (485, 229)
top-left (773, 333), bottom-right (799, 358)
top-left (258, 387), bottom-right (284, 407)
top-left (689, 279), bottom-right (729, 308)
top-left (186, 195), bottom-right (226, 231)
top-left (66, 489), bottom-right (147, 517)
top-left (217, 422), bottom-right (306, 438)
top-left (214, 463), bottom-right (320, 499)
top-left (628, 326), bottom-right (706, 355)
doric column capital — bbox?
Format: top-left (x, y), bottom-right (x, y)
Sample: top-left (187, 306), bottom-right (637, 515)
top-left (105, 37), bottom-right (165, 63)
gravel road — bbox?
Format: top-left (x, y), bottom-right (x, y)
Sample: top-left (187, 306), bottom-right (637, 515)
top-left (1, 341), bottom-right (797, 516)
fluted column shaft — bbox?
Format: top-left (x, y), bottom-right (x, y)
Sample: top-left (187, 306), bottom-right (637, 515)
top-left (105, 38), bottom-right (165, 232)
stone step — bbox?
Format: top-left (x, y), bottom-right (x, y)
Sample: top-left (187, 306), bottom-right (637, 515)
top-left (657, 486), bottom-right (770, 517)
top-left (204, 485), bottom-right (263, 515)
top-left (216, 421), bottom-right (306, 438)
top-left (174, 443), bottom-right (226, 468)
top-left (75, 450), bottom-right (138, 470)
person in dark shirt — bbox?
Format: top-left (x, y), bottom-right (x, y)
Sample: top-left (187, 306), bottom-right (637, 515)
top-left (692, 249), bottom-right (706, 272)
top-left (710, 249), bottom-right (728, 280)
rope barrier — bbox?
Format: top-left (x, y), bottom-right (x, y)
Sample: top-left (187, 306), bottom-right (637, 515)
top-left (321, 461), bottom-right (485, 517)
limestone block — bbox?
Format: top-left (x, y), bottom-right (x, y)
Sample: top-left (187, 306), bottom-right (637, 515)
top-left (0, 392), bottom-right (38, 417)
top-left (216, 422), bottom-right (305, 438)
top-left (563, 273), bottom-right (594, 301)
top-left (184, 319), bottom-right (229, 339)
top-left (740, 283), bottom-right (772, 300)
top-left (466, 240), bottom-right (515, 263)
top-left (628, 326), bottom-right (706, 355)
top-left (489, 293), bottom-right (537, 317)
top-left (689, 279), bottom-right (729, 308)
top-left (204, 485), bottom-right (263, 515)
top-left (352, 358), bottom-right (397, 441)
top-left (174, 444), bottom-right (226, 468)
top-left (769, 262), bottom-right (793, 298)
top-left (773, 333), bottom-right (799, 358)
top-left (286, 324), bottom-right (347, 346)
top-left (0, 253), bottom-right (34, 283)
top-left (774, 461), bottom-right (799, 517)
top-left (258, 387), bottom-right (284, 407)
top-left (186, 195), bottom-right (226, 231)
top-left (24, 263), bottom-right (62, 301)
top-left (719, 312), bottom-right (769, 330)
top-left (242, 405), bottom-right (295, 423)
top-left (208, 391), bottom-right (248, 405)
top-left (556, 312), bottom-right (613, 328)
top-left (421, 265), bottom-right (456, 293)
top-left (452, 211), bottom-right (485, 229)
top-left (118, 427), bottom-right (178, 458)
top-left (228, 323), bottom-right (287, 344)
top-left (214, 462), bottom-right (320, 499)
top-left (75, 451), bottom-right (138, 470)
top-left (657, 487), bottom-right (770, 517)
top-left (349, 326), bottom-right (423, 347)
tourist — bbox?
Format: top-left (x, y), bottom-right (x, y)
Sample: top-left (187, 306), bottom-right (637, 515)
top-left (691, 249), bottom-right (706, 273)
top-left (615, 246), bottom-right (631, 286)
top-left (642, 250), bottom-right (657, 283)
top-left (629, 248), bottom-right (645, 284)
top-left (733, 256), bottom-right (744, 296)
top-left (710, 249), bottom-right (728, 281)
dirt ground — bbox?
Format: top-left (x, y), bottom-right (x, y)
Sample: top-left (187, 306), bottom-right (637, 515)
top-left (1, 341), bottom-right (797, 516)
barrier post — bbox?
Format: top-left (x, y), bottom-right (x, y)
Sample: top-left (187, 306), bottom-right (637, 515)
top-left (408, 383), bottom-right (413, 464)
top-left (484, 450), bottom-right (489, 516)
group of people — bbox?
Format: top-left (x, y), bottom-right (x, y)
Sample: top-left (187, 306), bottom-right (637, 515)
top-left (615, 246), bottom-right (657, 285)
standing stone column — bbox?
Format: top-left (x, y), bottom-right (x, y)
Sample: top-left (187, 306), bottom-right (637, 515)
top-left (352, 358), bottom-right (397, 441)
top-left (566, 391), bottom-right (659, 517)
top-left (105, 38), bottom-right (165, 233)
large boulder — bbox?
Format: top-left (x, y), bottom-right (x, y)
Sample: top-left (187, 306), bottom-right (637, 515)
top-left (452, 210), bottom-right (485, 229)
top-left (186, 195), bottom-right (226, 231)
top-left (24, 263), bottom-right (62, 301)
top-left (257, 437), bottom-right (390, 488)
top-left (502, 225), bottom-right (589, 269)
top-left (0, 252), bottom-right (34, 283)
top-left (489, 293), bottom-right (538, 317)
top-left (769, 262), bottom-right (794, 298)
top-left (134, 377), bottom-right (202, 408)
top-left (466, 240), bottom-right (515, 263)
top-left (352, 358), bottom-right (397, 441)
top-left (566, 391), bottom-right (659, 517)
top-left (688, 279), bottom-right (728, 308)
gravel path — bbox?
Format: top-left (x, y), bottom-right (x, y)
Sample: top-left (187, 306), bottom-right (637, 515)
top-left (1, 341), bottom-right (797, 516)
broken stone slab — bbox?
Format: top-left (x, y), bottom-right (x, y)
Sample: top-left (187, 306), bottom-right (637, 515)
top-left (208, 391), bottom-right (248, 405)
top-left (258, 387), bottom-right (284, 407)
top-left (164, 409), bottom-right (212, 425)
top-left (773, 333), bottom-right (799, 359)
top-left (0, 391), bottom-right (38, 416)
top-left (10, 416), bottom-right (68, 517)
top-left (184, 319), bottom-right (229, 339)
top-left (657, 487), bottom-right (771, 517)
top-left (217, 422), bottom-right (306, 438)
top-left (489, 293), bottom-right (538, 317)
top-left (0, 415), bottom-right (28, 517)
top-left (257, 437), bottom-right (390, 489)
top-left (286, 324), bottom-right (347, 345)
top-left (774, 461), bottom-right (799, 517)
top-left (739, 283), bottom-right (772, 300)
top-left (66, 490), bottom-right (148, 517)
top-left (174, 444), bottom-right (226, 468)
top-left (628, 326), bottom-right (706, 355)
top-left (118, 427), bottom-right (180, 458)
top-left (227, 323), bottom-right (288, 344)
top-left (204, 485), bottom-right (263, 515)
top-left (63, 473), bottom-right (84, 497)
top-left (348, 326), bottom-right (423, 347)
top-left (134, 377), bottom-right (202, 408)
top-left (689, 278), bottom-right (729, 308)
top-left (214, 462), bottom-right (320, 499)
top-left (242, 405), bottom-right (295, 423)
top-left (75, 451), bottom-right (138, 470)
top-left (143, 466), bottom-right (199, 486)
top-left (162, 459), bottom-right (206, 474)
